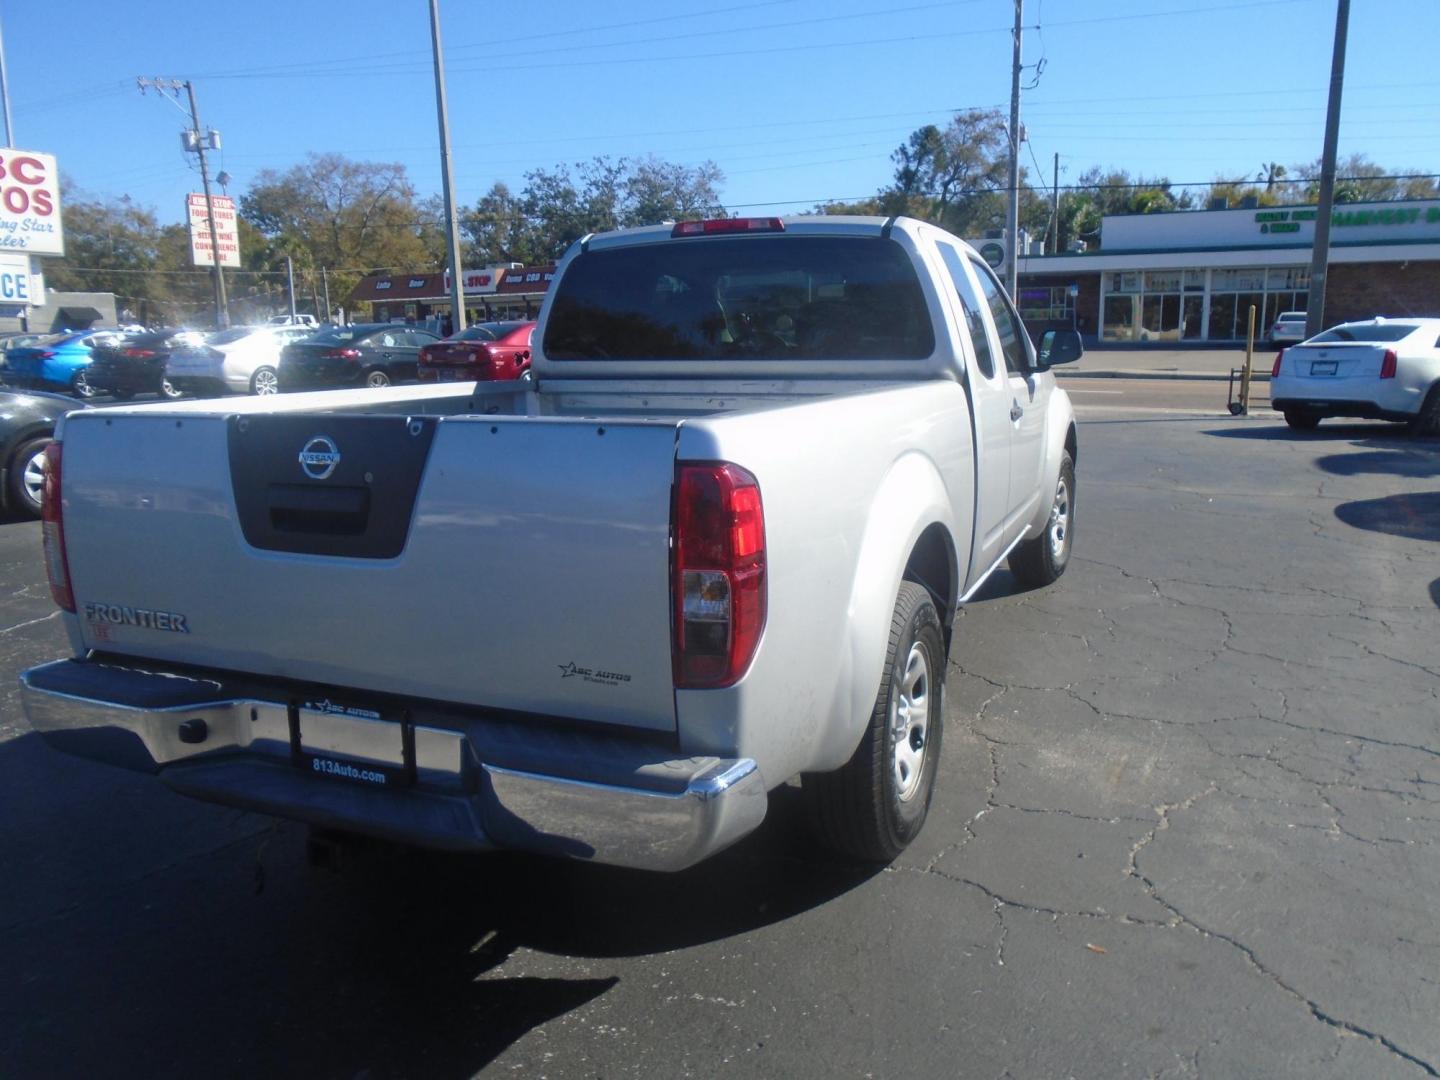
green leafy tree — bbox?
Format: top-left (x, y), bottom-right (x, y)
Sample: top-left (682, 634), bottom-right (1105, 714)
top-left (240, 153), bottom-right (434, 309)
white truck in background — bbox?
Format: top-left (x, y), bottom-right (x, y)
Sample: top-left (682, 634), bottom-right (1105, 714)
top-left (22, 215), bottom-right (1082, 871)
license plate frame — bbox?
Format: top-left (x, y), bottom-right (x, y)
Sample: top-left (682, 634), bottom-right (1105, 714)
top-left (1310, 360), bottom-right (1338, 376)
top-left (296, 698), bottom-right (410, 788)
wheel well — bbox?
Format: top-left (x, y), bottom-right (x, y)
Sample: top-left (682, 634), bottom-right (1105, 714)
top-left (902, 523), bottom-right (957, 650)
top-left (1065, 423), bottom-right (1078, 465)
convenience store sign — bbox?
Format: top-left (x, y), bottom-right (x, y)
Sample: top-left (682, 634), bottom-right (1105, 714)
top-left (1255, 206), bottom-right (1440, 234)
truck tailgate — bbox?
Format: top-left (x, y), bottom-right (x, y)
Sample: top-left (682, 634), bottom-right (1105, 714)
top-left (59, 411), bottom-right (681, 732)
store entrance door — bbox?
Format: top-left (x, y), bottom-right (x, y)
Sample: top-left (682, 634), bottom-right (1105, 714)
top-left (1182, 296), bottom-right (1204, 340)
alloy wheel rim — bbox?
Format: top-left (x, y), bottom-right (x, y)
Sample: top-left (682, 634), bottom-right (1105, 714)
top-left (367, 372), bottom-right (389, 388)
top-left (22, 449), bottom-right (45, 506)
top-left (1048, 477), bottom-right (1071, 562)
top-left (254, 370), bottom-right (278, 395)
top-left (891, 643), bottom-right (931, 802)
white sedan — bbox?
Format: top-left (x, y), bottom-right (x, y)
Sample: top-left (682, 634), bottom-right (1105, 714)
top-left (1270, 317), bottom-right (1440, 434)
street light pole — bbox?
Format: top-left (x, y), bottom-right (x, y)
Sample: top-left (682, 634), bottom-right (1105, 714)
top-left (429, 0), bottom-right (467, 333)
top-left (1304, 0), bottom-right (1350, 340)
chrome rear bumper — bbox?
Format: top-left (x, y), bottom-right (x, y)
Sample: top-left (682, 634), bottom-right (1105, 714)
top-left (21, 658), bottom-right (767, 872)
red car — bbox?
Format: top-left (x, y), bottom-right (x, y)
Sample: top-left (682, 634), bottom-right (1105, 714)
top-left (417, 320), bottom-right (536, 383)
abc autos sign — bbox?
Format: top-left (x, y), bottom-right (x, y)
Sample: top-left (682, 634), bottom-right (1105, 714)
top-left (0, 151), bottom-right (63, 256)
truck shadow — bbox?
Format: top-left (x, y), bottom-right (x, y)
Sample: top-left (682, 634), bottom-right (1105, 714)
top-left (1333, 490), bottom-right (1440, 543)
top-left (1314, 447), bottom-right (1440, 479)
top-left (0, 733), bottom-right (876, 1079)
top-left (1201, 421), bottom-right (1414, 442)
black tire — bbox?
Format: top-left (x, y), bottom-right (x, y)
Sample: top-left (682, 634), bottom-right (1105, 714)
top-left (1284, 408), bottom-right (1321, 431)
top-left (8, 436), bottom-right (51, 517)
top-left (69, 369), bottom-right (95, 399)
top-left (803, 581), bottom-right (946, 863)
top-left (364, 368), bottom-right (391, 389)
top-left (1407, 385), bottom-right (1440, 438)
top-left (1009, 450), bottom-right (1075, 589)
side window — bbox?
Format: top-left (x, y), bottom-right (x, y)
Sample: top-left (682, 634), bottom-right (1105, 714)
top-left (970, 259), bottom-right (1030, 376)
top-left (936, 242), bottom-right (996, 379)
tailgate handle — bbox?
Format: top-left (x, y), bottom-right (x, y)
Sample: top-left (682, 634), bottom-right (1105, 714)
top-left (267, 483), bottom-right (370, 536)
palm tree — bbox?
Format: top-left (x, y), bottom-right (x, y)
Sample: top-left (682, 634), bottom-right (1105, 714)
top-left (1257, 162), bottom-right (1288, 193)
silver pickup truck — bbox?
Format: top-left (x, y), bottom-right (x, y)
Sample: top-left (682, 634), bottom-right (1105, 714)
top-left (22, 215), bottom-right (1081, 871)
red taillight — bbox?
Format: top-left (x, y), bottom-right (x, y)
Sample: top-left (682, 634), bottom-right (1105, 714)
top-left (1380, 349), bottom-right (1397, 378)
top-left (36, 349), bottom-right (54, 359)
top-left (418, 346), bottom-right (433, 364)
top-left (671, 217), bottom-right (785, 238)
top-left (673, 463), bottom-right (766, 689)
top-left (324, 348), bottom-right (362, 361)
top-left (1272, 349), bottom-right (1284, 378)
top-left (41, 442), bottom-right (75, 613)
top-left (120, 348), bottom-right (156, 358)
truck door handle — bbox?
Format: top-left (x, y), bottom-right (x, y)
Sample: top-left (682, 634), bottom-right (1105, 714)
top-left (1010, 402), bottom-right (1024, 422)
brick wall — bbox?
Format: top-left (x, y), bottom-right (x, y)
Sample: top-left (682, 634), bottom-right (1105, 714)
top-left (1327, 261), bottom-right (1440, 323)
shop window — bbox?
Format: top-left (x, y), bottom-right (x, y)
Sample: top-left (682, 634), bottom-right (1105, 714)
top-left (1212, 268), bottom-right (1265, 292)
top-left (1266, 267), bottom-right (1310, 289)
top-left (1183, 270), bottom-right (1206, 292)
top-left (1208, 294), bottom-right (1236, 340)
top-left (1017, 285), bottom-right (1075, 323)
top-left (1103, 295), bottom-right (1139, 341)
top-left (1144, 270), bottom-right (1182, 293)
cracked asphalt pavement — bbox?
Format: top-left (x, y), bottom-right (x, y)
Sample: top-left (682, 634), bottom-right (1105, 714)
top-left (0, 399), bottom-right (1437, 1079)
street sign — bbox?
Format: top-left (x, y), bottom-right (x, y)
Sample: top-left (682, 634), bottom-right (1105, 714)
top-left (0, 151), bottom-right (64, 256)
top-left (187, 192), bottom-right (240, 268)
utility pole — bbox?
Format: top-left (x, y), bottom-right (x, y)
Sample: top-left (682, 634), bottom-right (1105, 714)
top-left (138, 78), bottom-right (230, 329)
top-left (184, 81), bottom-right (229, 329)
top-left (1051, 152), bottom-right (1060, 255)
top-left (1304, 0), bottom-right (1350, 340)
top-left (321, 267), bottom-right (331, 322)
top-left (429, 0), bottom-right (468, 333)
top-left (1005, 0), bottom-right (1023, 298)
top-left (0, 14), bottom-right (15, 147)
top-left (285, 255), bottom-right (297, 319)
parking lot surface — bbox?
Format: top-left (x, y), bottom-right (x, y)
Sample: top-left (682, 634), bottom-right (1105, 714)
top-left (1, 397), bottom-right (1436, 1079)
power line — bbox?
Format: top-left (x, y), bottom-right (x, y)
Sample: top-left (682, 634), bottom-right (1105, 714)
top-left (191, 0), bottom-right (1316, 80)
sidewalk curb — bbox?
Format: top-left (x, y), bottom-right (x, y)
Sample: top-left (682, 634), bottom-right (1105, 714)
top-left (1057, 370), bottom-right (1271, 383)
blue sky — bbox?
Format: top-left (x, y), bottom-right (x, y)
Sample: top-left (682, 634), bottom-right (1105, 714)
top-left (8, 0), bottom-right (1438, 226)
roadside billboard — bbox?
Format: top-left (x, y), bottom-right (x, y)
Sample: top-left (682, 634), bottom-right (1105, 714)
top-left (0, 151), bottom-right (63, 256)
top-left (0, 252), bottom-right (42, 305)
top-left (187, 192), bottom-right (241, 268)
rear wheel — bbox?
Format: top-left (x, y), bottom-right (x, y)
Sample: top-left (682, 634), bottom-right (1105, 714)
top-left (69, 370), bottom-right (95, 399)
top-left (364, 368), bottom-right (391, 389)
top-left (1284, 408), bottom-right (1321, 431)
top-left (1408, 385), bottom-right (1440, 438)
top-left (1009, 451), bottom-right (1075, 589)
top-left (160, 377), bottom-right (183, 400)
top-left (8, 436), bottom-right (51, 517)
top-left (250, 367), bottom-right (279, 396)
top-left (804, 580), bottom-right (945, 863)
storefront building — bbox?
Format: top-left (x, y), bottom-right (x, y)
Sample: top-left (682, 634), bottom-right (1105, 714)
top-left (348, 265), bottom-right (556, 327)
top-left (1012, 198), bottom-right (1440, 342)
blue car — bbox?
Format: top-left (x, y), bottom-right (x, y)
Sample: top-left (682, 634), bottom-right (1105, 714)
top-left (4, 330), bottom-right (125, 398)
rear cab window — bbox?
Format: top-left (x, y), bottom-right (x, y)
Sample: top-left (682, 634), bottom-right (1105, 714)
top-left (543, 235), bottom-right (934, 362)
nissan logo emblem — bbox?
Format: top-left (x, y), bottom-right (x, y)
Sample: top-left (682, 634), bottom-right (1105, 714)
top-left (299, 435), bottom-right (341, 480)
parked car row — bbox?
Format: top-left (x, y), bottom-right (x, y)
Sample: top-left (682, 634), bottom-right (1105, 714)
top-left (0, 320), bottom-right (537, 400)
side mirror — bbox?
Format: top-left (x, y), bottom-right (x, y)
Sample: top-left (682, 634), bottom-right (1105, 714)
top-left (1037, 329), bottom-right (1083, 369)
